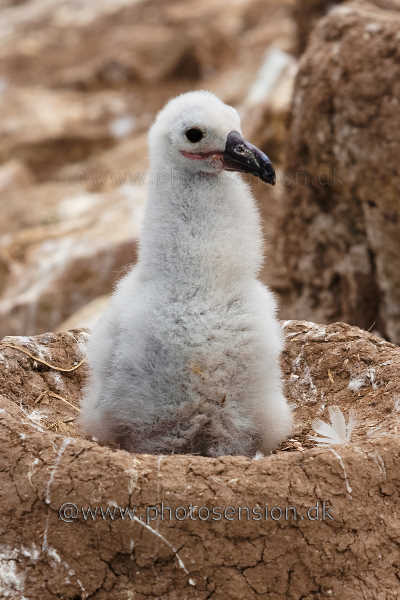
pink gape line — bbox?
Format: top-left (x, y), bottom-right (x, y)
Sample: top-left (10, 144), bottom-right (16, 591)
top-left (180, 150), bottom-right (223, 160)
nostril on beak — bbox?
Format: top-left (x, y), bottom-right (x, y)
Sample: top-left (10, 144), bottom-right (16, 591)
top-left (235, 145), bottom-right (246, 154)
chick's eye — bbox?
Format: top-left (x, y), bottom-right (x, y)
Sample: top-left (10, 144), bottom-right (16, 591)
top-left (185, 128), bottom-right (204, 143)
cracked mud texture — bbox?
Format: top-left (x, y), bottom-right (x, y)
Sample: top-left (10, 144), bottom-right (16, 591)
top-left (270, 1), bottom-right (400, 344)
top-left (0, 320), bottom-right (400, 599)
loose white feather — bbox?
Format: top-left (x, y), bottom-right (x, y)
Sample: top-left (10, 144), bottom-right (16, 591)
top-left (310, 405), bottom-right (357, 446)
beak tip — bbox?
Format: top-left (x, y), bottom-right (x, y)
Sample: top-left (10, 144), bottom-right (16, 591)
top-left (262, 165), bottom-right (276, 186)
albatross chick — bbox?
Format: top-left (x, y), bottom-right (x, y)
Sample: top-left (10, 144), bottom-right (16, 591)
top-left (80, 91), bottom-right (292, 457)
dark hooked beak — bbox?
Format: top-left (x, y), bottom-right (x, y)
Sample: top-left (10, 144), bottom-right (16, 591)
top-left (223, 130), bottom-right (276, 185)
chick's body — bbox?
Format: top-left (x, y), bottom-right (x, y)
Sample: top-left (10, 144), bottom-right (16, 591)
top-left (80, 91), bottom-right (292, 457)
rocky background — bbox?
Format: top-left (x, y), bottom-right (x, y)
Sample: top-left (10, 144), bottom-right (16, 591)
top-left (1, 0), bottom-right (400, 598)
top-left (2, 0), bottom-right (400, 345)
top-left (2, 0), bottom-right (399, 344)
top-left (0, 0), bottom-right (297, 338)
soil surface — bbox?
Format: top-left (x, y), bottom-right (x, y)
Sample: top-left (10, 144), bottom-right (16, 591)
top-left (1, 320), bottom-right (399, 598)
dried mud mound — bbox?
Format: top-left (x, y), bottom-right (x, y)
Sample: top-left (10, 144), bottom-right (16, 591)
top-left (271, 1), bottom-right (400, 344)
top-left (0, 321), bottom-right (399, 599)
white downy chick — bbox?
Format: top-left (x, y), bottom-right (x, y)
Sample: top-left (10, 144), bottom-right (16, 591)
top-left (80, 90), bottom-right (293, 457)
